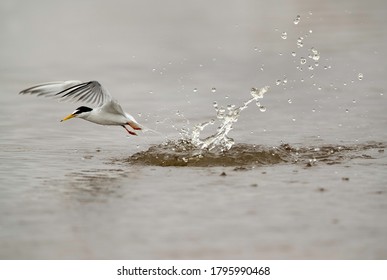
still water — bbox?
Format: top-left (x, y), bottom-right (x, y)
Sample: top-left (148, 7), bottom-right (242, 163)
top-left (0, 0), bottom-right (386, 259)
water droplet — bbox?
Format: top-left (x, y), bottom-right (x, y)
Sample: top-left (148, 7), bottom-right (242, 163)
top-left (259, 106), bottom-right (266, 112)
top-left (292, 118), bottom-right (296, 122)
top-left (288, 99), bottom-right (292, 104)
top-left (293, 15), bottom-right (301, 25)
top-left (312, 53), bottom-right (320, 61)
top-left (309, 11), bottom-right (313, 15)
top-left (283, 77), bottom-right (288, 84)
top-left (352, 99), bottom-right (356, 104)
top-left (152, 68), bottom-right (156, 72)
top-left (358, 73), bottom-right (363, 80)
top-left (211, 87), bottom-right (217, 93)
top-left (217, 108), bottom-right (225, 119)
top-left (228, 104), bottom-right (236, 110)
top-left (312, 108), bottom-right (316, 112)
top-left (318, 87), bottom-right (322, 91)
top-left (310, 48), bottom-right (320, 61)
top-left (281, 32), bottom-right (287, 39)
top-left (297, 37), bottom-right (304, 48)
top-left (276, 79), bottom-right (281, 86)
top-left (300, 57), bottom-right (307, 64)
top-left (308, 65), bottom-right (314, 70)
top-left (345, 109), bottom-right (349, 113)
top-left (291, 51), bottom-right (296, 57)
top-left (309, 29), bottom-right (313, 33)
top-left (193, 88), bottom-right (198, 93)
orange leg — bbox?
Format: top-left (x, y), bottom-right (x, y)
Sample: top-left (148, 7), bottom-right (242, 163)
top-left (127, 121), bottom-right (142, 130)
top-left (121, 125), bottom-right (137, 136)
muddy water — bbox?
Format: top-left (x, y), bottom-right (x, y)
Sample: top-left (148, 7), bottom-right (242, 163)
top-left (128, 141), bottom-right (386, 167)
top-left (1, 0), bottom-right (387, 259)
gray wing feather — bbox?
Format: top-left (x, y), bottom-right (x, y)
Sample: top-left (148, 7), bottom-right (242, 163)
top-left (100, 99), bottom-right (125, 115)
top-left (19, 80), bottom-right (112, 107)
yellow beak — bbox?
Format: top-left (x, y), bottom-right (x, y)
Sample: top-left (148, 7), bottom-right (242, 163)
top-left (60, 113), bottom-right (75, 122)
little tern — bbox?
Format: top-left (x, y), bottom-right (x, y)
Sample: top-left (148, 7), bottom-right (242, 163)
top-left (19, 80), bottom-right (142, 136)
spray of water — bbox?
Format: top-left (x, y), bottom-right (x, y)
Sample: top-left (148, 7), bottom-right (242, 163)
top-left (182, 86), bottom-right (269, 152)
top-left (128, 13), bottom-right (382, 167)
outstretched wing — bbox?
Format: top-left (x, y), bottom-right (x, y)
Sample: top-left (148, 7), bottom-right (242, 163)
top-left (19, 80), bottom-right (112, 107)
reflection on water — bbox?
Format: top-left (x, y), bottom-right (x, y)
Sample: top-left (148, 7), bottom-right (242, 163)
top-left (127, 140), bottom-right (386, 167)
top-left (60, 169), bottom-right (128, 203)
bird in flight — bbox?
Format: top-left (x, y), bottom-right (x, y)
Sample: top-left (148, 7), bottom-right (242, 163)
top-left (19, 80), bottom-right (142, 136)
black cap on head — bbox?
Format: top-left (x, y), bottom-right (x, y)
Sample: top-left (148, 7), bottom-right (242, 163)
top-left (74, 106), bottom-right (93, 114)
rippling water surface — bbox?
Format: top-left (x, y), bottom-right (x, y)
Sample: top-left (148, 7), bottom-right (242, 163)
top-left (1, 0), bottom-right (387, 259)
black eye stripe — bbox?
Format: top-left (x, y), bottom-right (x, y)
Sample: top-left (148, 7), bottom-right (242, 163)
top-left (75, 106), bottom-right (93, 114)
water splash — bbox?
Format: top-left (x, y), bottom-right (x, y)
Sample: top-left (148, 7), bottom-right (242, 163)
top-left (123, 12), bottom-right (385, 168)
top-left (182, 86), bottom-right (270, 152)
top-left (127, 141), bottom-right (386, 167)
